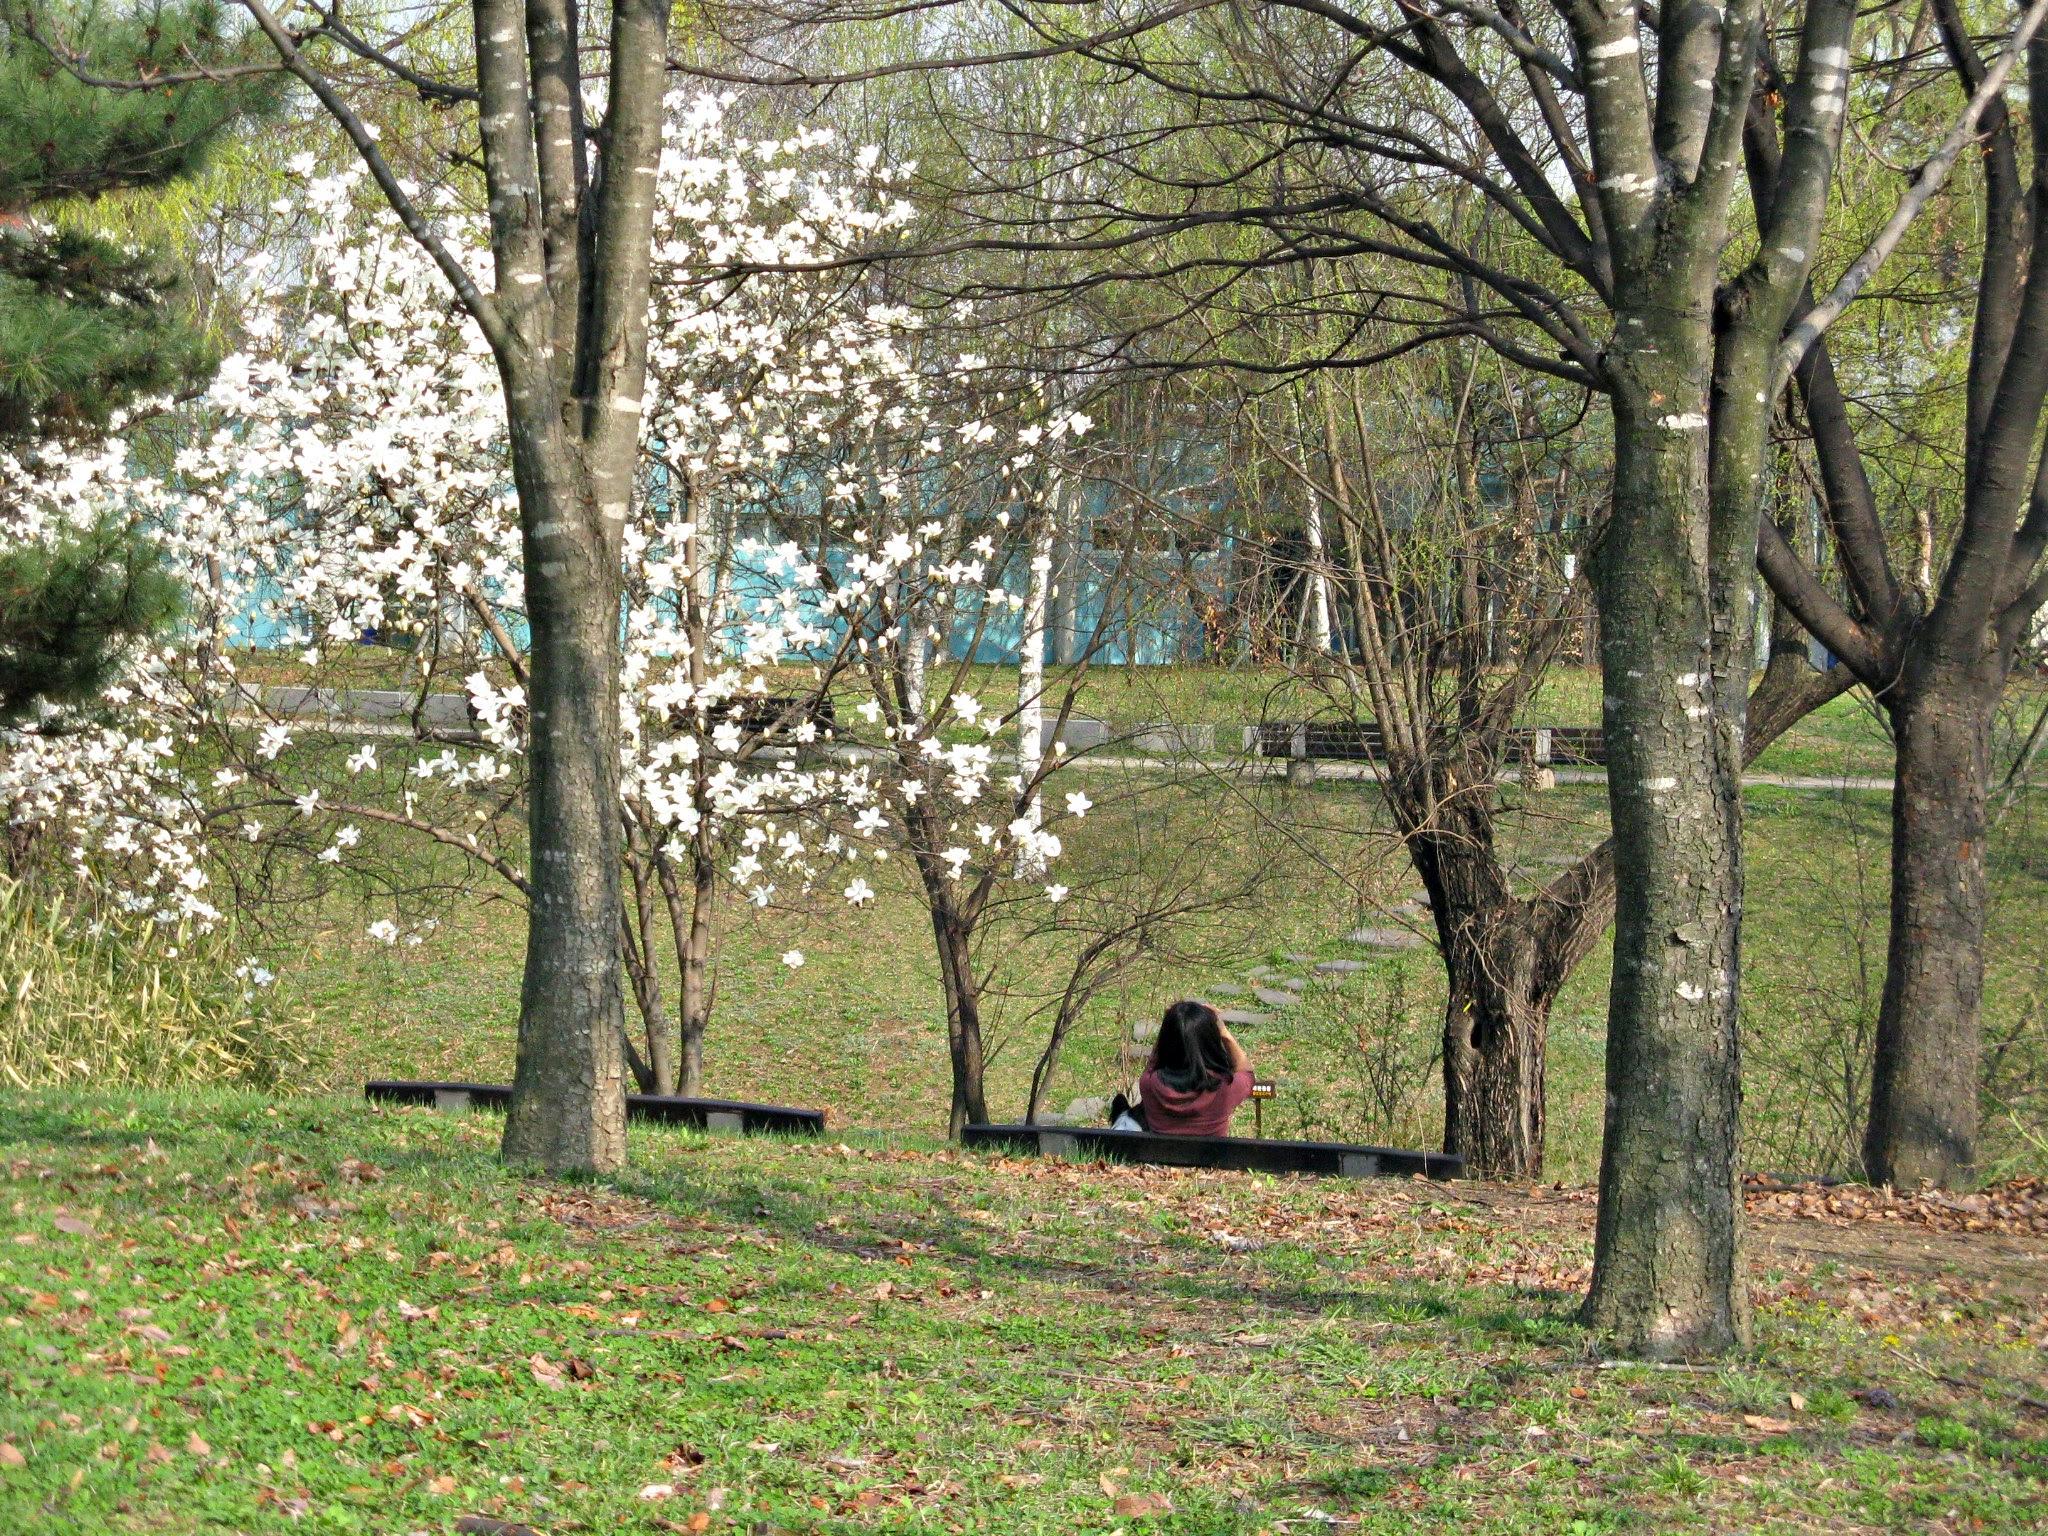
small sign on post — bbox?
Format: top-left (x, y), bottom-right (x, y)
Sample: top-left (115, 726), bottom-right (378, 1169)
top-left (1249, 1078), bottom-right (1276, 1138)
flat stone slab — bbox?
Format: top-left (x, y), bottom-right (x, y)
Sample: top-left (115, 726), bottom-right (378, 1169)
top-left (1348, 928), bottom-right (1425, 950)
top-left (1040, 716), bottom-right (1111, 752)
top-left (261, 686), bottom-right (472, 731)
top-left (1252, 987), bottom-right (1298, 1008)
top-left (1062, 1096), bottom-right (1110, 1126)
top-left (1314, 958), bottom-right (1373, 974)
top-left (1131, 722), bottom-right (1218, 755)
top-left (1219, 1009), bottom-right (1272, 1028)
top-left (1285, 952), bottom-right (1317, 965)
top-left (1207, 980), bottom-right (1247, 997)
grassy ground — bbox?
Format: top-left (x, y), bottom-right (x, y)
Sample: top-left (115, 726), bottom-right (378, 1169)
top-left (287, 768), bottom-right (2048, 1184)
top-left (236, 649), bottom-right (1929, 783)
top-left (3, 1092), bottom-right (2043, 1535)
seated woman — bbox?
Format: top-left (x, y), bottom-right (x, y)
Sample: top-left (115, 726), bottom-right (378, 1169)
top-left (1110, 999), bottom-right (1254, 1136)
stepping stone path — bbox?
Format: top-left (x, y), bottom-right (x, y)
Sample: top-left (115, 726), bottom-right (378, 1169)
top-left (1091, 884), bottom-right (1445, 1095)
top-left (1061, 1095), bottom-right (1109, 1125)
top-left (1348, 927), bottom-right (1425, 950)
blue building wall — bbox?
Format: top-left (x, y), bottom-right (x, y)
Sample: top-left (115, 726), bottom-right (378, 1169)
top-left (235, 464), bottom-right (1232, 668)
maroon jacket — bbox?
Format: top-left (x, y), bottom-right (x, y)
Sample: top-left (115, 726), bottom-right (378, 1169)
top-left (1137, 1065), bottom-right (1254, 1137)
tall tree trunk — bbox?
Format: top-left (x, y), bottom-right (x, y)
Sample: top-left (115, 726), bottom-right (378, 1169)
top-left (680, 845), bottom-right (714, 1098)
top-left (1581, 385), bottom-right (1749, 1359)
top-left (242, 0), bottom-right (673, 1173)
top-left (502, 494), bottom-right (630, 1170)
top-left (622, 840), bottom-right (673, 1093)
top-left (930, 896), bottom-right (988, 1136)
top-left (1436, 892), bottom-right (1549, 1180)
top-left (1866, 664), bottom-right (1996, 1186)
top-left (1402, 788), bottom-right (1557, 1181)
top-left (652, 840), bottom-right (713, 1100)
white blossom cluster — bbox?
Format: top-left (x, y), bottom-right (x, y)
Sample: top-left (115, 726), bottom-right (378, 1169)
top-left (0, 93), bottom-right (1096, 962)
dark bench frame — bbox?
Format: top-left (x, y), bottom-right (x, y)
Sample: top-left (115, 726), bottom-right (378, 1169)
top-left (1250, 721), bottom-right (1607, 767)
top-left (962, 1122), bottom-right (1462, 1180)
top-left (364, 1080), bottom-right (824, 1135)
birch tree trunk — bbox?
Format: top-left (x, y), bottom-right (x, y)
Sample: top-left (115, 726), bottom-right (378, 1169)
top-left (1015, 490), bottom-right (1058, 876)
top-left (1301, 484), bottom-right (1333, 657)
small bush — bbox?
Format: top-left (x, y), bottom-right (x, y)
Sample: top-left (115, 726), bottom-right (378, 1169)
top-left (0, 876), bottom-right (318, 1090)
top-left (1281, 961), bottom-right (1441, 1149)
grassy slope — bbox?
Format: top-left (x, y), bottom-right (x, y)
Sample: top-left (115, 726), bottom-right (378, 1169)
top-left (291, 773), bottom-right (2048, 1184)
top-left (2, 1092), bottom-right (2042, 1535)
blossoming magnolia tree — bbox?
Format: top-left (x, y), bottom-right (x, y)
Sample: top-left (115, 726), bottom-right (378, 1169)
top-left (0, 98), bottom-right (1098, 1123)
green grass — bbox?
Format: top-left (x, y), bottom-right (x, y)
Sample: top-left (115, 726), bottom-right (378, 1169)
top-left (237, 648), bottom-right (1927, 782)
top-left (285, 764), bottom-right (2048, 1184)
top-left (2, 1091), bottom-right (2042, 1534)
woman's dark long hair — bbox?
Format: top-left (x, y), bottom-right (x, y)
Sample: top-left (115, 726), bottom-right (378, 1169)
top-left (1151, 999), bottom-right (1233, 1094)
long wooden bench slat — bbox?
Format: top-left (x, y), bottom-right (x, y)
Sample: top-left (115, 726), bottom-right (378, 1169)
top-left (1249, 722), bottom-right (1607, 767)
top-left (363, 1080), bottom-right (824, 1135)
top-left (961, 1123), bottom-right (1462, 1180)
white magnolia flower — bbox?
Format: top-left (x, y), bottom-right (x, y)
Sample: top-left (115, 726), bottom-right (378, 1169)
top-left (1063, 790), bottom-right (1093, 818)
top-left (781, 949), bottom-right (805, 969)
top-left (0, 102), bottom-right (1084, 957)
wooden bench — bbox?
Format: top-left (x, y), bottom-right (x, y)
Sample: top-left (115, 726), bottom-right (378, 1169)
top-left (363, 1080), bottom-right (825, 1135)
top-left (1249, 722), bottom-right (1387, 761)
top-left (1250, 722), bottom-right (1607, 767)
top-left (669, 694), bottom-right (838, 740)
top-left (961, 1122), bottom-right (1462, 1180)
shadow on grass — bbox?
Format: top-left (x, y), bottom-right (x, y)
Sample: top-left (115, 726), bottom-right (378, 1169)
top-left (1, 1089), bottom-right (1584, 1359)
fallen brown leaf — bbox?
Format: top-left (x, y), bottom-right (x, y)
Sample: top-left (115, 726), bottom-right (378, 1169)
top-left (1113, 1492), bottom-right (1174, 1518)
